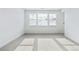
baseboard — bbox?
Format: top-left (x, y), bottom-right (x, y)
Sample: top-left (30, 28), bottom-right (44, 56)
top-left (24, 33), bottom-right (64, 35)
top-left (0, 32), bottom-right (24, 48)
top-left (65, 36), bottom-right (79, 45)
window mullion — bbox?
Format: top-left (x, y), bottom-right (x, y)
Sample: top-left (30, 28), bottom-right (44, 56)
top-left (36, 13), bottom-right (38, 26)
top-left (48, 13), bottom-right (49, 26)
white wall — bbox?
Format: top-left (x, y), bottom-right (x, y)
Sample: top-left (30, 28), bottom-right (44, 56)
top-left (65, 8), bottom-right (79, 43)
top-left (0, 8), bottom-right (24, 48)
top-left (24, 9), bottom-right (64, 33)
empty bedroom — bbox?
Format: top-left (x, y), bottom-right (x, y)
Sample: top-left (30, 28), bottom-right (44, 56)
top-left (0, 8), bottom-right (79, 51)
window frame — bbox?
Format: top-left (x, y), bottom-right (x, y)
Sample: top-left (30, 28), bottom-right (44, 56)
top-left (29, 13), bottom-right (57, 26)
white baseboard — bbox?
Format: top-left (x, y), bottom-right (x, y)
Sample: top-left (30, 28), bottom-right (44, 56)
top-left (0, 32), bottom-right (24, 48)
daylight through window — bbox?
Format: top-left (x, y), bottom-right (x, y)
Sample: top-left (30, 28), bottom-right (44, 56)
top-left (29, 13), bottom-right (56, 26)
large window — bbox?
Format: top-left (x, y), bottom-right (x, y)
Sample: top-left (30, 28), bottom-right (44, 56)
top-left (29, 13), bottom-right (56, 26)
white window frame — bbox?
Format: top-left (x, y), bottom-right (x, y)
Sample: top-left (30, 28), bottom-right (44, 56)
top-left (29, 13), bottom-right (57, 26)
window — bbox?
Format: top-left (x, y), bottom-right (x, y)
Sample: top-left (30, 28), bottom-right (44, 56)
top-left (29, 14), bottom-right (37, 26)
top-left (49, 14), bottom-right (56, 26)
top-left (29, 13), bottom-right (57, 26)
top-left (38, 13), bottom-right (48, 26)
